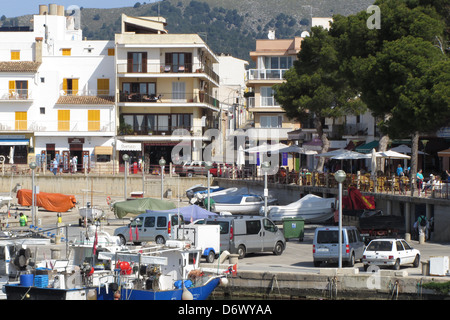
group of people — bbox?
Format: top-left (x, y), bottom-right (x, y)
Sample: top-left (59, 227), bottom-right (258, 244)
top-left (396, 164), bottom-right (447, 196)
top-left (51, 156), bottom-right (78, 175)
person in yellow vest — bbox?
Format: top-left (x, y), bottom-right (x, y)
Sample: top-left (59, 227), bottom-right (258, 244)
top-left (19, 212), bottom-right (27, 226)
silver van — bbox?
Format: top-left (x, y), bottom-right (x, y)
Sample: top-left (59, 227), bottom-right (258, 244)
top-left (114, 211), bottom-right (183, 245)
top-left (197, 216), bottom-right (286, 259)
top-left (312, 226), bottom-right (365, 267)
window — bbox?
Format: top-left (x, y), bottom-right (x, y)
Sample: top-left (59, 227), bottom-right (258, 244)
top-left (263, 56), bottom-right (294, 69)
top-left (165, 52), bottom-right (192, 72)
top-left (11, 50), bottom-right (20, 61)
top-left (9, 80), bottom-right (28, 99)
top-left (88, 110), bottom-right (100, 131)
top-left (62, 48), bottom-right (71, 56)
top-left (62, 78), bottom-right (78, 96)
top-left (58, 110), bottom-right (70, 131)
top-left (157, 216), bottom-right (166, 228)
top-left (15, 112), bottom-right (27, 130)
top-left (40, 108), bottom-right (45, 114)
top-left (261, 87), bottom-right (277, 106)
top-left (263, 218), bottom-right (277, 232)
top-left (246, 220), bottom-right (261, 235)
top-left (172, 82), bottom-right (186, 102)
top-left (396, 241), bottom-right (404, 251)
top-left (260, 115), bottom-right (282, 128)
top-left (127, 52), bottom-right (147, 73)
top-left (144, 216), bottom-right (155, 228)
top-left (97, 79), bottom-right (110, 95)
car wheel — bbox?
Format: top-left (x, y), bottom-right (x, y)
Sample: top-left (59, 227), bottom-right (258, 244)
top-left (393, 259), bottom-right (401, 270)
top-left (346, 253), bottom-right (355, 267)
top-left (118, 235), bottom-right (126, 245)
top-left (363, 264), bottom-right (369, 271)
top-left (207, 251), bottom-right (215, 263)
top-left (413, 255), bottom-right (420, 268)
top-left (273, 241), bottom-right (284, 256)
top-left (237, 245), bottom-right (246, 259)
top-left (187, 172), bottom-right (193, 177)
top-left (155, 236), bottom-right (165, 244)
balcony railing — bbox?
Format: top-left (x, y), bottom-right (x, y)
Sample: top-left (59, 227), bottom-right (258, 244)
top-left (117, 62), bottom-right (219, 83)
top-left (247, 96), bottom-right (280, 108)
top-left (118, 91), bottom-right (219, 108)
top-left (0, 120), bottom-right (115, 133)
top-left (246, 69), bottom-right (288, 81)
top-left (0, 89), bottom-right (33, 101)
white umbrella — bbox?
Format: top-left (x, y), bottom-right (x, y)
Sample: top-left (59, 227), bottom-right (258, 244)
top-left (316, 148), bottom-right (348, 157)
top-left (8, 147), bottom-right (14, 164)
top-left (370, 148), bottom-right (377, 176)
top-left (376, 150), bottom-right (411, 159)
top-left (330, 150), bottom-right (369, 160)
top-left (390, 144), bottom-right (426, 155)
top-left (236, 145), bottom-right (245, 168)
top-left (244, 142), bottom-right (289, 154)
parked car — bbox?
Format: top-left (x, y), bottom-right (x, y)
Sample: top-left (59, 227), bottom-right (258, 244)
top-left (312, 226), bottom-right (365, 267)
top-left (175, 161), bottom-right (224, 177)
top-left (193, 215), bottom-right (286, 259)
top-left (362, 238), bottom-right (420, 271)
top-left (114, 211), bottom-right (184, 245)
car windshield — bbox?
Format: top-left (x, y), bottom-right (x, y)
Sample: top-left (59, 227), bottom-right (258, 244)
top-left (367, 241), bottom-right (393, 251)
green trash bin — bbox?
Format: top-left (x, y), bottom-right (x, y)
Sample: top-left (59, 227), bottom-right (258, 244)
top-left (282, 217), bottom-right (305, 241)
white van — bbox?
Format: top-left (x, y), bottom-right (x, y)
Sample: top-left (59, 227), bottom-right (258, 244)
top-left (312, 226), bottom-right (365, 267)
top-left (114, 211), bottom-right (183, 245)
top-left (197, 216), bottom-right (286, 259)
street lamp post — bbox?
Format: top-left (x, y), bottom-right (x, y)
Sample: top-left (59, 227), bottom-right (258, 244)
top-left (261, 161), bottom-right (270, 217)
top-left (29, 162), bottom-right (37, 226)
top-left (334, 169), bottom-right (347, 269)
top-left (205, 161), bottom-right (213, 211)
top-left (122, 154), bottom-right (129, 200)
top-left (159, 157), bottom-right (166, 200)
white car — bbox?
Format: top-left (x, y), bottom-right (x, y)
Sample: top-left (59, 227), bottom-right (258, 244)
top-left (362, 238), bottom-right (420, 271)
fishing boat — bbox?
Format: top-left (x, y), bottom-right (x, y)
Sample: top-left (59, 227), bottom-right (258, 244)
top-left (211, 194), bottom-right (278, 215)
top-left (95, 240), bottom-right (225, 300)
top-left (262, 194), bottom-right (336, 223)
top-left (4, 228), bottom-right (226, 300)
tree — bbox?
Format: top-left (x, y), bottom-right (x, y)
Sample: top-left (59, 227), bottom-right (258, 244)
top-left (331, 0), bottom-right (450, 194)
top-left (274, 27), bottom-right (366, 172)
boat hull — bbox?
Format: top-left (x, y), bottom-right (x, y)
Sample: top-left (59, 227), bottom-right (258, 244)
top-left (97, 277), bottom-right (222, 300)
top-left (4, 284), bottom-right (97, 300)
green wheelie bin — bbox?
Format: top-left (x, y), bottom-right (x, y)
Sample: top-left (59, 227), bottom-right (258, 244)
top-left (282, 217), bottom-right (305, 241)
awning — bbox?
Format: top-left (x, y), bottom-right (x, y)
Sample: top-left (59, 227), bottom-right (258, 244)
top-left (95, 146), bottom-right (113, 155)
top-left (355, 140), bottom-right (379, 154)
top-left (116, 140), bottom-right (142, 151)
top-left (438, 148), bottom-right (450, 157)
top-left (0, 139), bottom-right (29, 146)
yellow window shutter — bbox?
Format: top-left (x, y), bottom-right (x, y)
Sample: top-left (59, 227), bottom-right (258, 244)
top-left (62, 79), bottom-right (68, 95)
top-left (11, 51), bottom-right (20, 60)
top-left (58, 110), bottom-right (70, 131)
top-left (72, 79), bottom-right (78, 95)
top-left (15, 112), bottom-right (27, 130)
top-left (88, 110), bottom-right (100, 131)
top-left (97, 79), bottom-right (109, 95)
top-left (62, 48), bottom-right (71, 56)
top-left (108, 48), bottom-right (115, 56)
top-left (9, 81), bottom-right (16, 97)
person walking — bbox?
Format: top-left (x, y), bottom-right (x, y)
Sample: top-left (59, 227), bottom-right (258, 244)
top-left (417, 169), bottom-right (424, 196)
top-left (52, 158), bottom-right (58, 175)
top-left (72, 156), bottom-right (78, 173)
top-left (19, 212), bottom-right (27, 226)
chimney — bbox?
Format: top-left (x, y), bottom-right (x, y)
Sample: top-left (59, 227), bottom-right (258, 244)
top-left (35, 37), bottom-right (43, 63)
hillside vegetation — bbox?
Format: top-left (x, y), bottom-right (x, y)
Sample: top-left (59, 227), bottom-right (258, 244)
top-left (2, 0), bottom-right (374, 63)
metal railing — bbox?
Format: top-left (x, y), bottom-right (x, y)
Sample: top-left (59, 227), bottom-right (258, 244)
top-left (0, 89), bottom-right (33, 101)
top-left (117, 91), bottom-right (219, 108)
top-left (116, 62), bottom-right (219, 83)
top-left (246, 68), bottom-right (288, 81)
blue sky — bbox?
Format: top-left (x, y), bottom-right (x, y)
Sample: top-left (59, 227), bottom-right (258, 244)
top-left (3, 1), bottom-right (158, 17)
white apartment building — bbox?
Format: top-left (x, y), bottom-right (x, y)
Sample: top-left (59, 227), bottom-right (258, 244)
top-left (0, 4), bottom-right (115, 172)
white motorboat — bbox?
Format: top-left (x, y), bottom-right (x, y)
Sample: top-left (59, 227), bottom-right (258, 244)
top-left (78, 206), bottom-right (105, 223)
top-left (262, 194), bottom-right (336, 223)
top-left (211, 194), bottom-right (277, 215)
top-left (0, 196), bottom-right (13, 210)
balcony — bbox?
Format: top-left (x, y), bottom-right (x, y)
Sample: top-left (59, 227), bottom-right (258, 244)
top-left (247, 96), bottom-right (281, 109)
top-left (117, 62), bottom-right (219, 84)
top-left (0, 120), bottom-right (115, 135)
top-left (118, 91), bottom-right (219, 110)
top-left (246, 69), bottom-right (288, 81)
top-left (0, 89), bottom-right (33, 101)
